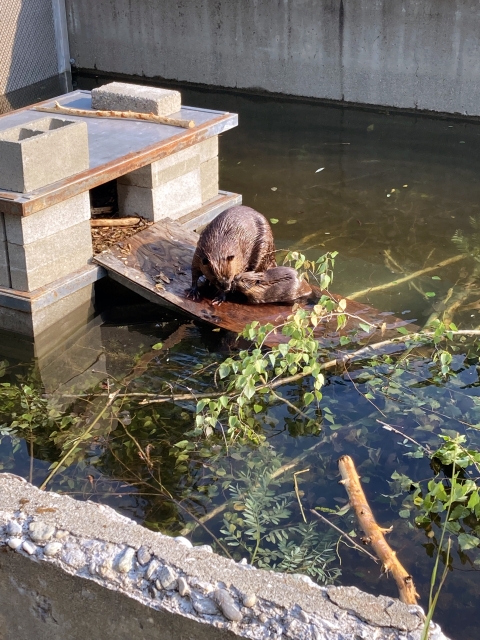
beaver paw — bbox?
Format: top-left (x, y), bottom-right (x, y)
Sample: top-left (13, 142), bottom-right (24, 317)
top-left (186, 286), bottom-right (202, 301)
top-left (211, 291), bottom-right (227, 306)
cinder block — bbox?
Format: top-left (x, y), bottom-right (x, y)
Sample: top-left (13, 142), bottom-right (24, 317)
top-left (118, 154), bottom-right (200, 189)
top-left (4, 192), bottom-right (90, 245)
top-left (199, 136), bottom-right (218, 163)
top-left (200, 157), bottom-right (219, 202)
top-left (0, 240), bottom-right (10, 287)
top-left (8, 220), bottom-right (93, 292)
top-left (91, 82), bottom-right (181, 116)
top-left (0, 117), bottom-right (89, 193)
top-left (118, 169), bottom-right (202, 221)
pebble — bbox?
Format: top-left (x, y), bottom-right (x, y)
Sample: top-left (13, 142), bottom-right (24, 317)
top-left (145, 558), bottom-right (160, 580)
top-left (192, 595), bottom-right (219, 616)
top-left (178, 577), bottom-right (190, 597)
top-left (214, 589), bottom-right (243, 622)
top-left (43, 542), bottom-right (63, 557)
top-left (157, 565), bottom-right (178, 590)
top-left (243, 593), bottom-right (257, 608)
top-left (7, 521), bottom-right (22, 535)
top-left (7, 537), bottom-right (23, 550)
top-left (137, 546), bottom-right (151, 566)
top-left (55, 530), bottom-right (70, 539)
top-left (22, 540), bottom-right (37, 555)
top-left (116, 547), bottom-right (136, 573)
top-left (194, 545), bottom-right (213, 553)
top-left (174, 536), bottom-right (193, 548)
top-left (29, 521), bottom-right (55, 542)
top-left (61, 545), bottom-right (86, 569)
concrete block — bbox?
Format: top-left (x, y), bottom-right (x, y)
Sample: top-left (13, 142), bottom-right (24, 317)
top-left (0, 117), bottom-right (89, 193)
top-left (4, 192), bottom-right (91, 245)
top-left (118, 169), bottom-right (202, 221)
top-left (91, 82), bottom-right (181, 116)
top-left (8, 220), bottom-right (93, 291)
top-left (118, 153), bottom-right (200, 189)
top-left (200, 157), bottom-right (219, 202)
top-left (118, 137), bottom-right (217, 189)
top-left (198, 136), bottom-right (218, 163)
top-left (0, 240), bottom-right (10, 287)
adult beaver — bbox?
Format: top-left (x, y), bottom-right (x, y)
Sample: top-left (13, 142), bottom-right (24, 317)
top-left (187, 206), bottom-right (277, 304)
top-left (233, 266), bottom-right (312, 304)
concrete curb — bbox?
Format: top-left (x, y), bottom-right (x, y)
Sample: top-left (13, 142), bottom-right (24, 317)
top-left (0, 473), bottom-right (450, 640)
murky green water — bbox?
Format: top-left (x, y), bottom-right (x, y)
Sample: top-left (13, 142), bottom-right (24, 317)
top-left (2, 77), bottom-right (480, 638)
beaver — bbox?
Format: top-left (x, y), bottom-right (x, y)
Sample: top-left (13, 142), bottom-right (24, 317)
top-left (233, 266), bottom-right (313, 304)
top-left (186, 205), bottom-right (277, 304)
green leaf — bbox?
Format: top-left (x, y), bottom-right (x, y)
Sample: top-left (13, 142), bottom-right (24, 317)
top-left (458, 533), bottom-right (480, 551)
top-left (152, 342), bottom-right (163, 350)
top-left (270, 218), bottom-right (279, 224)
top-left (396, 326), bottom-right (409, 335)
top-left (303, 392), bottom-right (314, 406)
top-left (431, 276), bottom-right (441, 280)
top-left (359, 323), bottom-right (372, 333)
top-left (425, 291), bottom-right (436, 298)
top-left (219, 364), bottom-right (230, 379)
top-left (399, 509), bottom-right (411, 518)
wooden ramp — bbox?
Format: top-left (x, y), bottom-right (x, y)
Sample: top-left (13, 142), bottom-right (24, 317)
top-left (94, 219), bottom-right (415, 347)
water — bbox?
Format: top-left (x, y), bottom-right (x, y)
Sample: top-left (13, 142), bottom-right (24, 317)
top-left (2, 76), bottom-right (480, 638)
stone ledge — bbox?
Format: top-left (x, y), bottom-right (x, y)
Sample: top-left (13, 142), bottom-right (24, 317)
top-left (0, 473), bottom-right (449, 640)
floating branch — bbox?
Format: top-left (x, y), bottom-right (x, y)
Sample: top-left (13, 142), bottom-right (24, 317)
top-left (348, 254), bottom-right (468, 300)
top-left (34, 102), bottom-right (195, 129)
top-left (338, 454), bottom-right (418, 604)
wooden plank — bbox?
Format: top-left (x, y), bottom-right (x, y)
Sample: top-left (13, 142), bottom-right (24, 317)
top-left (94, 219), bottom-right (416, 347)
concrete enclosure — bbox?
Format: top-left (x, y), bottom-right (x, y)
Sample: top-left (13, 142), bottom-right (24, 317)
top-left (65, 0), bottom-right (480, 116)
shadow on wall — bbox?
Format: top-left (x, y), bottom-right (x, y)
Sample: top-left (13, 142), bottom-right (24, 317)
top-left (0, 0), bottom-right (68, 113)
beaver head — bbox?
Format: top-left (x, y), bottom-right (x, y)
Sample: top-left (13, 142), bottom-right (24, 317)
top-left (200, 249), bottom-right (242, 292)
top-left (233, 271), bottom-right (269, 294)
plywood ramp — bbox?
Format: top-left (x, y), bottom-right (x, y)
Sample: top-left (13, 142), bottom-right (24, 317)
top-left (94, 219), bottom-right (415, 347)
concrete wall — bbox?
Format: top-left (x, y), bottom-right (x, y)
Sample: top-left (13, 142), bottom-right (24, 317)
top-left (66, 0), bottom-right (480, 116)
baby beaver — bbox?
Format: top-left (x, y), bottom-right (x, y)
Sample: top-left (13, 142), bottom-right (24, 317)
top-left (187, 205), bottom-right (277, 304)
top-left (233, 266), bottom-right (312, 304)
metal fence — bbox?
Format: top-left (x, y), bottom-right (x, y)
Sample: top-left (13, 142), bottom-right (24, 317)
top-left (0, 0), bottom-right (70, 96)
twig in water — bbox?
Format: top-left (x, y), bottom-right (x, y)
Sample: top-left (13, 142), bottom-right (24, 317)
top-left (309, 509), bottom-right (378, 563)
top-left (293, 469), bottom-right (309, 523)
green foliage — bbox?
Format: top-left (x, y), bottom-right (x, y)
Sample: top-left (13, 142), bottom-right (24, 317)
top-left (219, 452), bottom-right (340, 582)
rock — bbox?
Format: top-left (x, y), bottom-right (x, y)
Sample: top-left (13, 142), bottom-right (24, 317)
top-left (155, 580), bottom-right (163, 591)
top-left (43, 542), bottom-right (63, 557)
top-left (55, 530), bottom-right (70, 539)
top-left (192, 595), bottom-right (219, 616)
top-left (243, 593), bottom-right (257, 608)
top-left (137, 546), bottom-right (151, 566)
top-left (214, 589), bottom-right (243, 622)
top-left (116, 546), bottom-right (136, 573)
top-left (22, 540), bottom-right (37, 555)
top-left (157, 565), bottom-right (178, 590)
top-left (173, 536), bottom-right (193, 548)
top-left (195, 545), bottom-right (213, 553)
top-left (61, 545), bottom-right (86, 569)
top-left (7, 521), bottom-right (22, 535)
top-left (145, 558), bottom-right (160, 580)
top-left (29, 521), bottom-right (56, 542)
top-left (178, 577), bottom-right (190, 597)
top-left (7, 537), bottom-right (23, 550)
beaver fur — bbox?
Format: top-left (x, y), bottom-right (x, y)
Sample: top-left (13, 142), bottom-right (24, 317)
top-left (233, 266), bottom-right (312, 304)
top-left (187, 205), bottom-right (277, 304)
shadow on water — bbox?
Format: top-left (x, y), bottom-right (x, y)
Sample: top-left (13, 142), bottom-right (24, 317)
top-left (3, 75), bottom-right (480, 638)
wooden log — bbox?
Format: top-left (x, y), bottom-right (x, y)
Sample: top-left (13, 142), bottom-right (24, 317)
top-left (338, 454), bottom-right (419, 604)
top-left (90, 217), bottom-right (141, 228)
top-left (34, 102), bottom-right (195, 129)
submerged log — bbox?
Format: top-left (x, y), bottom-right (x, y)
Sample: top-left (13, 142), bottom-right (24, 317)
top-left (338, 455), bottom-right (419, 605)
